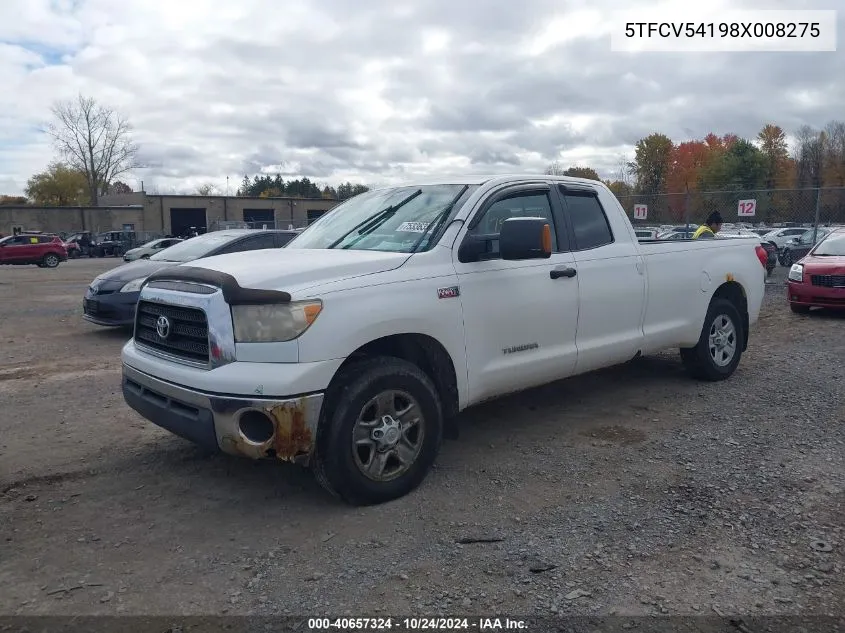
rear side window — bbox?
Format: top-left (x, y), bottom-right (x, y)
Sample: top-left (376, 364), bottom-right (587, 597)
top-left (216, 233), bottom-right (277, 254)
top-left (559, 188), bottom-right (613, 250)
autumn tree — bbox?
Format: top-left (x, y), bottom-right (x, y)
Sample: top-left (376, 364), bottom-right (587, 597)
top-left (25, 162), bottom-right (90, 206)
top-left (631, 133), bottom-right (673, 196)
top-left (698, 139), bottom-right (767, 191)
top-left (667, 141), bottom-right (711, 193)
top-left (756, 124), bottom-right (791, 188)
top-left (46, 94), bottom-right (138, 206)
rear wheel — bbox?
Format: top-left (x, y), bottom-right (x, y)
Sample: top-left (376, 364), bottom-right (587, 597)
top-left (42, 253), bottom-right (60, 268)
top-left (681, 298), bottom-right (744, 381)
top-left (312, 357), bottom-right (443, 505)
top-left (790, 303), bottom-right (811, 314)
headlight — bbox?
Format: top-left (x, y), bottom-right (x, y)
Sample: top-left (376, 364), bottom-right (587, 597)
top-left (120, 277), bottom-right (147, 293)
top-left (231, 300), bottom-right (322, 342)
top-left (788, 264), bottom-right (803, 282)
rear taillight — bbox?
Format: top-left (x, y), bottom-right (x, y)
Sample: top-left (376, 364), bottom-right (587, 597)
top-left (755, 245), bottom-right (768, 268)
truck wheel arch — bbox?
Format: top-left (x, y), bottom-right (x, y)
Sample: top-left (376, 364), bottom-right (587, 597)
top-left (711, 281), bottom-right (749, 351)
top-left (327, 334), bottom-right (461, 435)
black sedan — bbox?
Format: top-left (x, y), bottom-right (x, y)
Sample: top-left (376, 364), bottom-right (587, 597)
top-left (779, 227), bottom-right (833, 266)
top-left (82, 229), bottom-right (298, 327)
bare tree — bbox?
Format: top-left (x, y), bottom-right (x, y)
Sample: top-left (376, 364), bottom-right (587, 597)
top-left (823, 120), bottom-right (845, 186)
top-left (195, 183), bottom-right (218, 196)
top-left (544, 160), bottom-right (566, 175)
top-left (46, 94), bottom-right (139, 206)
top-left (795, 125), bottom-right (826, 189)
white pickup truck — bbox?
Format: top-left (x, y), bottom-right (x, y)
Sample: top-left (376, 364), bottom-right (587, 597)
top-left (121, 175), bottom-right (767, 505)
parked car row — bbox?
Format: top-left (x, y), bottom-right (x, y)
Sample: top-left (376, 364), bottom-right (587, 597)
top-left (82, 229), bottom-right (299, 326)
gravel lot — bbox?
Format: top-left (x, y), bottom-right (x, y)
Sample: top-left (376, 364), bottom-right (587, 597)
top-left (0, 259), bottom-right (842, 618)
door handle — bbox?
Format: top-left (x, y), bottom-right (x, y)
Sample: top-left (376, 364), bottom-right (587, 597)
top-left (550, 266), bottom-right (577, 279)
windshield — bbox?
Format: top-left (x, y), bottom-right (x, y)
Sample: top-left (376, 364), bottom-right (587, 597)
top-left (799, 228), bottom-right (827, 243)
top-left (149, 232), bottom-right (241, 262)
top-left (287, 184), bottom-right (476, 252)
top-left (812, 232), bottom-right (845, 256)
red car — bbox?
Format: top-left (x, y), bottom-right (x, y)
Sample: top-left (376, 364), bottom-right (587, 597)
top-left (787, 227), bottom-right (845, 313)
top-left (0, 233), bottom-right (68, 268)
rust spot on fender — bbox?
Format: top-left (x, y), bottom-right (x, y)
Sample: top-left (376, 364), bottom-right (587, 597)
top-left (266, 401), bottom-right (313, 462)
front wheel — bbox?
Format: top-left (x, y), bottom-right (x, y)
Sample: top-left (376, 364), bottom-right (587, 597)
top-left (680, 298), bottom-right (744, 381)
top-left (781, 250), bottom-right (793, 266)
top-left (312, 357), bottom-right (443, 505)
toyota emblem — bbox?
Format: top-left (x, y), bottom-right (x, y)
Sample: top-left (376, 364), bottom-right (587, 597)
top-left (155, 315), bottom-right (171, 339)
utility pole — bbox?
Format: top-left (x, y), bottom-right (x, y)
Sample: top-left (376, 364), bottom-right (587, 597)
top-left (811, 187), bottom-right (821, 244)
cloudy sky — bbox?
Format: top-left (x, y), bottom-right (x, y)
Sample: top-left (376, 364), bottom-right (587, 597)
top-left (0, 0), bottom-right (842, 195)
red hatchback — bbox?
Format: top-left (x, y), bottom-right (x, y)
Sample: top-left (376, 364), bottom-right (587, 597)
top-left (787, 227), bottom-right (845, 313)
top-left (0, 233), bottom-right (68, 268)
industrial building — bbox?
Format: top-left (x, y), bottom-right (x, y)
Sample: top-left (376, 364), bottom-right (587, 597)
top-left (0, 191), bottom-right (340, 237)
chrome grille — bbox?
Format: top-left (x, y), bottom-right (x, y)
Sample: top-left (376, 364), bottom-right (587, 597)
top-left (810, 274), bottom-right (845, 288)
top-left (135, 300), bottom-right (210, 364)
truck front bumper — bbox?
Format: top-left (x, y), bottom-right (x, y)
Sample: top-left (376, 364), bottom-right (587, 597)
top-left (122, 363), bottom-right (324, 465)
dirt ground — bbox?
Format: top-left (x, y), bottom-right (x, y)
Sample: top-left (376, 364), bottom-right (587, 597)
top-left (0, 258), bottom-right (842, 618)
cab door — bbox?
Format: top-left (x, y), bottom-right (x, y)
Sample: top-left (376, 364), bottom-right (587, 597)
top-left (452, 182), bottom-right (580, 405)
top-left (553, 184), bottom-right (646, 374)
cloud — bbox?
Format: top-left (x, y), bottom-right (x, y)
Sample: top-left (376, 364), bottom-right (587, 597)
top-left (0, 0), bottom-right (842, 194)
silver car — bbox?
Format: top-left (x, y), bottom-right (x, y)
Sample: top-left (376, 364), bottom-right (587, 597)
top-left (123, 238), bottom-right (183, 262)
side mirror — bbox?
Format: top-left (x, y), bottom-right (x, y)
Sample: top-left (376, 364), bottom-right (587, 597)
top-left (499, 217), bottom-right (553, 260)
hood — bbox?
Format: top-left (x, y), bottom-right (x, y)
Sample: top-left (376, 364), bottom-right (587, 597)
top-left (800, 254), bottom-right (845, 274)
top-left (178, 248), bottom-right (411, 293)
top-left (93, 258), bottom-right (176, 286)
top-left (124, 246), bottom-right (142, 255)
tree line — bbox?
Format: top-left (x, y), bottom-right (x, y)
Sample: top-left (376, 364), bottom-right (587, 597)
top-left (547, 121), bottom-right (845, 198)
top-left (235, 174), bottom-right (369, 201)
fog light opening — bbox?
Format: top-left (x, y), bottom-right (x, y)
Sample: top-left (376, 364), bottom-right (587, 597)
top-left (238, 410), bottom-right (275, 444)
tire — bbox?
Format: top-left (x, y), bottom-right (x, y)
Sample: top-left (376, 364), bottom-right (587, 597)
top-left (312, 356), bottom-right (443, 506)
top-left (141, 254), bottom-right (150, 259)
top-left (790, 303), bottom-right (811, 314)
top-left (680, 298), bottom-right (744, 381)
top-left (781, 250), bottom-right (793, 267)
top-left (42, 253), bottom-right (60, 268)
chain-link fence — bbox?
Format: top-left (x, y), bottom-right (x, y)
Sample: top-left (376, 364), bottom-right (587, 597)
top-left (617, 187), bottom-right (845, 230)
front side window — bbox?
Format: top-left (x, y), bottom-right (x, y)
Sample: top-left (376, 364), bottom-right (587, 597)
top-left (287, 184), bottom-right (477, 253)
top-left (466, 191), bottom-right (559, 259)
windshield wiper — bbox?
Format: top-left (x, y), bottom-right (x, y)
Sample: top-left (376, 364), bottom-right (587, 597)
top-left (411, 185), bottom-right (469, 253)
top-left (327, 189), bottom-right (423, 250)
